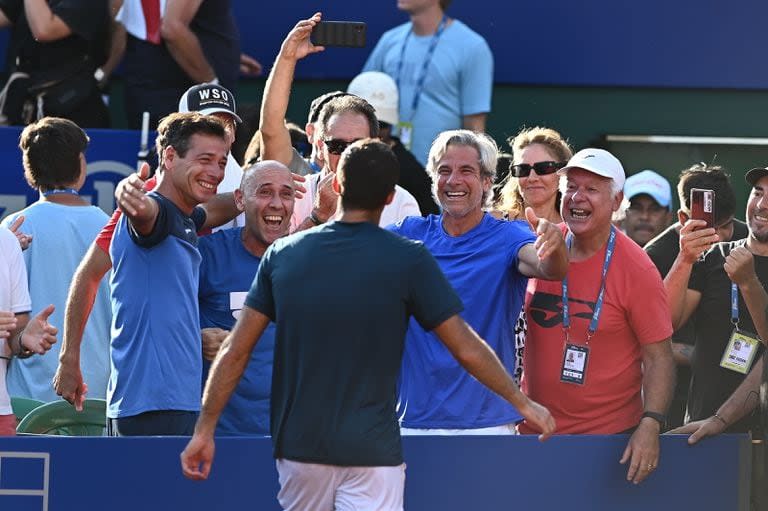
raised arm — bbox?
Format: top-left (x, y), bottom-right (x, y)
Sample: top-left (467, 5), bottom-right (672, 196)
top-left (260, 13), bottom-right (324, 166)
top-left (724, 245), bottom-right (768, 343)
top-left (432, 314), bottom-right (556, 440)
top-left (664, 220), bottom-right (718, 329)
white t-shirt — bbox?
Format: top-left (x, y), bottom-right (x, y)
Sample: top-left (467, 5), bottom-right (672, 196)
top-left (0, 227), bottom-right (31, 415)
top-left (290, 172), bottom-right (421, 231)
top-left (213, 153), bottom-right (245, 231)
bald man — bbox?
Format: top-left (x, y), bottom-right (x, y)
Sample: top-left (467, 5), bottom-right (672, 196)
top-left (197, 161), bottom-right (295, 436)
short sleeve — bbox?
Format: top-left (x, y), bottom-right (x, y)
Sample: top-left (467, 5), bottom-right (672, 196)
top-left (459, 38), bottom-right (493, 116)
top-left (406, 244), bottom-right (463, 330)
top-left (127, 193), bottom-right (172, 248)
top-left (362, 32), bottom-right (388, 72)
top-left (96, 209), bottom-right (121, 254)
top-left (52, 0), bottom-right (109, 41)
top-left (191, 206), bottom-right (207, 231)
top-left (0, 227), bottom-right (31, 313)
top-left (244, 244), bottom-right (276, 320)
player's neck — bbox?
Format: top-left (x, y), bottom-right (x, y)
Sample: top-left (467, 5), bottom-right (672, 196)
top-left (746, 235), bottom-right (768, 256)
top-left (441, 208), bottom-right (484, 237)
top-left (569, 224), bottom-right (612, 261)
top-left (410, 6), bottom-right (447, 36)
top-left (338, 206), bottom-right (382, 225)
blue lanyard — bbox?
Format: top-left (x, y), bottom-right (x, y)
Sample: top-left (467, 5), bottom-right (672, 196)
top-left (308, 160), bottom-right (322, 174)
top-left (731, 282), bottom-right (740, 329)
top-left (42, 188), bottom-right (79, 197)
top-left (395, 15), bottom-right (448, 118)
top-left (562, 226), bottom-right (616, 344)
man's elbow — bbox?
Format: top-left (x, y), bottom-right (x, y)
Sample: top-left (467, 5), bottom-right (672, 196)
top-left (160, 18), bottom-right (185, 44)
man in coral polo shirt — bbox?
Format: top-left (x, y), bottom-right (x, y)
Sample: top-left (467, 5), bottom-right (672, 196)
top-left (521, 148), bottom-right (675, 485)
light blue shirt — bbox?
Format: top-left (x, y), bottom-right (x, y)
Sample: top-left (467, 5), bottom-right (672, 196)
top-left (364, 19), bottom-right (493, 165)
top-left (1, 201), bottom-right (111, 402)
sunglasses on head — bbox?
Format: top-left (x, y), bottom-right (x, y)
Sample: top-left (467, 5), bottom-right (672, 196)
top-left (510, 161), bottom-right (565, 178)
top-left (323, 138), bottom-right (361, 155)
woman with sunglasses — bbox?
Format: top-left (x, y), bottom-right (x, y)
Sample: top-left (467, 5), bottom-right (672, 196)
top-left (492, 127), bottom-right (573, 386)
top-left (494, 127), bottom-right (573, 224)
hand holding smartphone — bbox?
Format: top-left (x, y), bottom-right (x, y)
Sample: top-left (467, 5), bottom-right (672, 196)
top-left (311, 21), bottom-right (367, 48)
top-left (690, 188), bottom-right (716, 229)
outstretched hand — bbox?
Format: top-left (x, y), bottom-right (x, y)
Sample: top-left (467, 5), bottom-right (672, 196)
top-left (115, 162), bottom-right (151, 216)
top-left (21, 304), bottom-right (58, 355)
top-left (525, 207), bottom-right (564, 261)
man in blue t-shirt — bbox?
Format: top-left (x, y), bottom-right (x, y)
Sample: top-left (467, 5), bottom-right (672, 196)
top-left (198, 160), bottom-right (295, 436)
top-left (108, 112), bottom-right (230, 436)
top-left (181, 139), bottom-right (556, 511)
top-left (389, 130), bottom-right (569, 434)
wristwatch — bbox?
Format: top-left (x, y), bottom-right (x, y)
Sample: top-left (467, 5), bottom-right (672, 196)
top-left (641, 411), bottom-right (667, 428)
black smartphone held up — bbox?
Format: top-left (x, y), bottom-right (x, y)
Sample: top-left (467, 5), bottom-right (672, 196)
top-left (311, 21), bottom-right (367, 48)
top-left (690, 188), bottom-right (716, 228)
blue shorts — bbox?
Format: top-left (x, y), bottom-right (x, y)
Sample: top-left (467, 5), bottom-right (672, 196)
top-left (107, 410), bottom-right (198, 436)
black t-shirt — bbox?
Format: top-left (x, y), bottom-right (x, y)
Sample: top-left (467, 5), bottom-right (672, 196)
top-left (246, 222), bottom-right (463, 466)
top-left (390, 136), bottom-right (440, 216)
top-left (688, 238), bottom-right (766, 433)
top-left (0, 0), bottom-right (109, 77)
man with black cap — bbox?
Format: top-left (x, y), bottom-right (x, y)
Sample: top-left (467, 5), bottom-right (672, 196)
top-left (665, 166), bottom-right (768, 439)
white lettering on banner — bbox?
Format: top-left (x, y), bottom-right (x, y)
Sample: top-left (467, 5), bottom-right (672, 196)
top-left (230, 291), bottom-right (248, 320)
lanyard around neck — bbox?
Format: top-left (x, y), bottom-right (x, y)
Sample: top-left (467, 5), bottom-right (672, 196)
top-left (395, 15), bottom-right (448, 118)
top-left (41, 188), bottom-right (79, 198)
top-left (562, 226), bottom-right (616, 344)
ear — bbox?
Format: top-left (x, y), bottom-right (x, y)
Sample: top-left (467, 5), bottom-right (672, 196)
top-left (163, 145), bottom-right (177, 171)
top-left (384, 189), bottom-right (395, 206)
top-left (332, 174), bottom-right (341, 194)
top-left (233, 188), bottom-right (245, 212)
top-left (611, 191), bottom-right (624, 212)
top-left (677, 210), bottom-right (688, 224)
top-left (305, 123), bottom-right (315, 143)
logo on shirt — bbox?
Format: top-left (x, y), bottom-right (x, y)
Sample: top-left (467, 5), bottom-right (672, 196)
top-left (528, 291), bottom-right (596, 328)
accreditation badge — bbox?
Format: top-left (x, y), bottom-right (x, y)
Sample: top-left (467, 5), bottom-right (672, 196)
top-left (560, 343), bottom-right (590, 385)
top-left (397, 121), bottom-right (414, 150)
top-left (719, 329), bottom-right (760, 374)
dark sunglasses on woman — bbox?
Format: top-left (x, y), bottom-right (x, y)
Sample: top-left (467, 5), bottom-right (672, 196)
top-left (510, 161), bottom-right (565, 178)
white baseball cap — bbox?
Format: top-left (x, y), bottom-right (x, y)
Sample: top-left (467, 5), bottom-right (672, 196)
top-left (347, 71), bottom-right (399, 126)
top-left (560, 148), bottom-right (625, 190)
top-left (178, 83), bottom-right (242, 123)
top-left (623, 169), bottom-right (672, 208)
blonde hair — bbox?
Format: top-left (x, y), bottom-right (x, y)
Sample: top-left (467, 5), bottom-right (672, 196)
top-left (495, 126), bottom-right (573, 219)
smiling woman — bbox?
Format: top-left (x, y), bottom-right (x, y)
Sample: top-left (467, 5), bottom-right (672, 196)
top-left (493, 127), bottom-right (573, 224)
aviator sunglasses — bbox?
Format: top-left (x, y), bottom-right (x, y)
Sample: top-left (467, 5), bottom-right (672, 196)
top-left (510, 161), bottom-right (565, 178)
top-left (323, 138), bottom-right (362, 155)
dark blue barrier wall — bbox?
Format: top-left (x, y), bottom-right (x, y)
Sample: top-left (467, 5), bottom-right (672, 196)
top-left (230, 1), bottom-right (767, 89)
top-left (0, 434), bottom-right (751, 510)
top-left (0, 127), bottom-right (149, 220)
top-left (0, 2), bottom-right (765, 88)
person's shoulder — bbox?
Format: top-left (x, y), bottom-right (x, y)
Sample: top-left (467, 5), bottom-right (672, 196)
top-left (199, 226), bottom-right (239, 251)
top-left (388, 213), bottom-right (432, 237)
top-left (447, 19), bottom-right (490, 46)
top-left (615, 228), bottom-right (659, 271)
top-left (644, 223), bottom-right (679, 251)
top-left (379, 22), bottom-right (411, 42)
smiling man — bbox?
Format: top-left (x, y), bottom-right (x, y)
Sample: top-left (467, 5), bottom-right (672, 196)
top-left (389, 129), bottom-right (568, 435)
top-left (197, 160), bottom-right (294, 436)
top-left (522, 148), bottom-right (674, 485)
top-left (107, 112), bottom-right (229, 436)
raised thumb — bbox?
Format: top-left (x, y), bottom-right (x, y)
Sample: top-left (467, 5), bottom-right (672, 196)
top-left (525, 206), bottom-right (539, 231)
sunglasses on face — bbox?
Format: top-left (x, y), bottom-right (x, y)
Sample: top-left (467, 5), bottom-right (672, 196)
top-left (323, 138), bottom-right (361, 155)
top-left (510, 161), bottom-right (565, 178)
